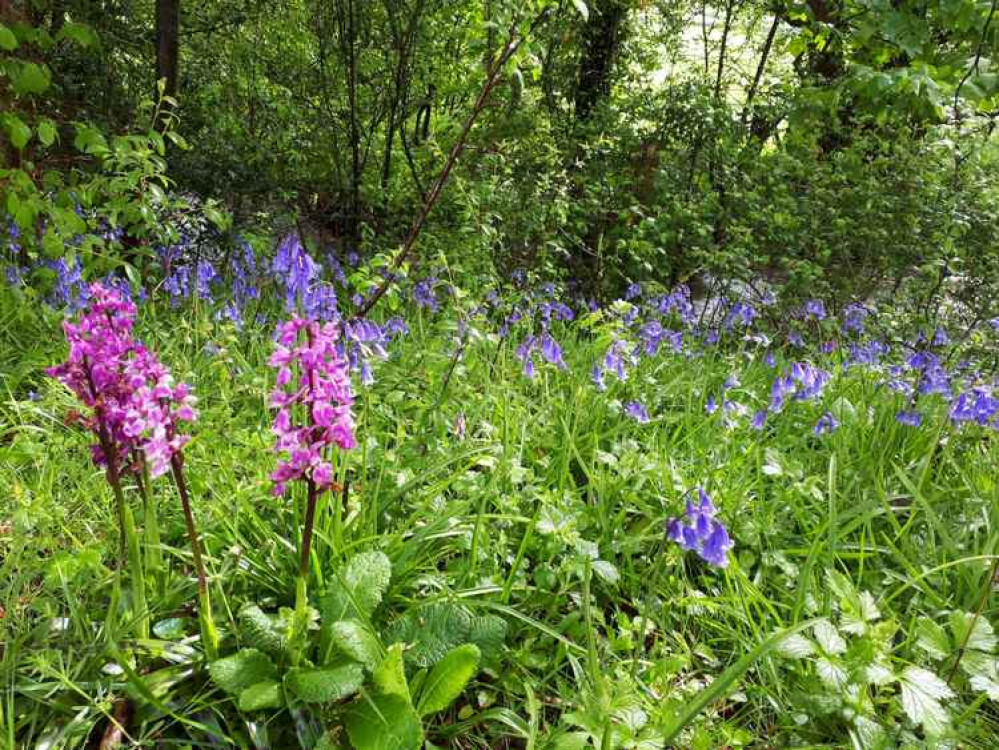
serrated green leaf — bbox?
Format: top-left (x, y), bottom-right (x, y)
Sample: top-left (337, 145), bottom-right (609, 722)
top-left (415, 643), bottom-right (480, 717)
top-left (346, 693), bottom-right (423, 750)
top-left (916, 617), bottom-right (952, 660)
top-left (777, 633), bottom-right (815, 658)
top-left (813, 619), bottom-right (847, 655)
top-left (208, 649), bottom-right (278, 697)
top-left (950, 611), bottom-right (997, 654)
top-left (466, 613), bottom-right (508, 658)
top-left (329, 619), bottom-right (381, 670)
top-left (898, 666), bottom-right (954, 735)
top-left (286, 663), bottom-right (364, 704)
top-left (238, 680), bottom-right (284, 711)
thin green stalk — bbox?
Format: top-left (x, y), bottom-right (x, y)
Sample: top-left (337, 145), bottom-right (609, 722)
top-left (170, 454), bottom-right (219, 659)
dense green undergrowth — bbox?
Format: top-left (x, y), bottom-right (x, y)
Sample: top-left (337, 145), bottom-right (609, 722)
top-left (2, 291), bottom-right (998, 748)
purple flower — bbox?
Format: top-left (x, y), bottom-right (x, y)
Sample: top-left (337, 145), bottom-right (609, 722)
top-left (269, 318), bottom-right (356, 496)
top-left (802, 299), bottom-right (826, 321)
top-left (813, 411), bottom-right (839, 435)
top-left (591, 364), bottom-right (606, 392)
top-left (272, 234), bottom-right (320, 311)
top-left (896, 409), bottom-right (922, 427)
top-left (751, 410), bottom-right (767, 430)
top-left (666, 488), bottom-right (733, 568)
top-left (414, 277), bottom-right (440, 311)
top-left (706, 394), bottom-right (718, 414)
top-left (624, 400), bottom-right (650, 423)
top-left (624, 282), bottom-right (642, 301)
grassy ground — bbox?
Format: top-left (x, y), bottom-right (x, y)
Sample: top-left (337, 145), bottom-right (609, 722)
top-left (1, 291), bottom-right (998, 748)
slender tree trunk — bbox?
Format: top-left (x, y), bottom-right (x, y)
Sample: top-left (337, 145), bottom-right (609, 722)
top-left (155, 0), bottom-right (180, 99)
top-left (741, 14), bottom-right (780, 130)
top-left (574, 0), bottom-right (627, 121)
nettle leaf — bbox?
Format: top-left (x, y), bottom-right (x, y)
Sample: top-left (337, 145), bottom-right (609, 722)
top-left (970, 673), bottom-right (999, 700)
top-left (949, 612), bottom-right (997, 654)
top-left (898, 666), bottom-right (954, 735)
top-left (329, 619), bottom-right (381, 670)
top-left (864, 661), bottom-right (895, 686)
top-left (345, 693), bottom-right (423, 750)
top-left (238, 681), bottom-right (284, 711)
top-left (208, 649), bottom-right (279, 696)
top-left (591, 559), bottom-right (620, 585)
top-left (415, 643), bottom-right (480, 717)
top-left (813, 619), bottom-right (847, 656)
top-left (916, 617), bottom-right (952, 660)
top-left (286, 663), bottom-right (364, 704)
top-left (3, 114), bottom-right (31, 150)
top-left (816, 657), bottom-right (848, 689)
top-left (777, 633), bottom-right (816, 658)
top-left (321, 550), bottom-right (391, 621)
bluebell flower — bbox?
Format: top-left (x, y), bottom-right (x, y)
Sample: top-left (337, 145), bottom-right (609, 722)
top-left (802, 299), bottom-right (826, 321)
top-left (540, 333), bottom-right (566, 369)
top-left (896, 409), bottom-right (922, 427)
top-left (624, 400), bottom-right (650, 423)
top-left (932, 327), bottom-right (950, 347)
top-left (272, 234), bottom-right (319, 311)
top-left (840, 303), bottom-right (870, 335)
top-left (725, 301), bottom-right (757, 329)
top-left (414, 277), bottom-right (440, 311)
top-left (788, 331), bottom-right (805, 348)
top-left (764, 350), bottom-right (776, 368)
top-left (591, 364), bottom-right (606, 392)
top-left (624, 282), bottom-right (642, 300)
top-left (666, 488), bottom-right (733, 568)
top-left (751, 410), bottom-right (767, 430)
top-left (814, 411), bottom-right (839, 435)
top-left (706, 394), bottom-right (718, 414)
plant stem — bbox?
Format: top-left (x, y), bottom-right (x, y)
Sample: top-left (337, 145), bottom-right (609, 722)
top-left (137, 456), bottom-right (163, 590)
top-left (297, 479), bottom-right (320, 610)
top-left (170, 453), bottom-right (219, 659)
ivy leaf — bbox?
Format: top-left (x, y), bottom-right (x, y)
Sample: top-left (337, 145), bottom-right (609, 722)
top-left (898, 666), bottom-right (954, 735)
top-left (345, 693), bottom-right (423, 750)
top-left (414, 643), bottom-right (480, 717)
top-left (238, 681), bottom-right (284, 711)
top-left (208, 649), bottom-right (278, 696)
top-left (286, 663), bottom-right (364, 704)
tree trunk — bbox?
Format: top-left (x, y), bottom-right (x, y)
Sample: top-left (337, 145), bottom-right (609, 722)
top-left (574, 0), bottom-right (627, 121)
top-left (155, 0), bottom-right (180, 119)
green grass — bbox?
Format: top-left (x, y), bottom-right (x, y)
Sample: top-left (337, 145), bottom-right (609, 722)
top-left (1, 297), bottom-right (998, 748)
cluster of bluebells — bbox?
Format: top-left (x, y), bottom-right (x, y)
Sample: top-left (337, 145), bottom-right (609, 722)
top-left (269, 318), bottom-right (356, 496)
top-left (667, 488), bottom-right (734, 568)
top-left (46, 283), bottom-right (197, 477)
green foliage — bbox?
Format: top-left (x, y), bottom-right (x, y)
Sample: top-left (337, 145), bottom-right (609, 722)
top-left (414, 643), bottom-right (481, 716)
top-left (286, 663), bottom-right (366, 704)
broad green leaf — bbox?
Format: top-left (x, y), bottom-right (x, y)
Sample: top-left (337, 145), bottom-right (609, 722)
top-left (36, 120), bottom-right (58, 147)
top-left (415, 643), bottom-right (480, 717)
top-left (329, 619), bottom-right (381, 670)
top-left (385, 602), bottom-right (471, 668)
top-left (4, 115), bottom-right (31, 150)
top-left (321, 550), bottom-right (392, 621)
top-left (372, 644), bottom-right (410, 700)
top-left (345, 693), bottom-right (423, 750)
top-left (591, 559), bottom-right (619, 585)
top-left (238, 681), bottom-right (284, 711)
top-left (57, 22), bottom-right (98, 49)
top-left (13, 62), bottom-right (51, 96)
top-left (898, 666), bottom-right (954, 735)
top-left (238, 603), bottom-right (288, 656)
top-left (286, 663), bottom-right (364, 703)
top-left (208, 649), bottom-right (278, 696)
top-left (0, 24), bottom-right (17, 51)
